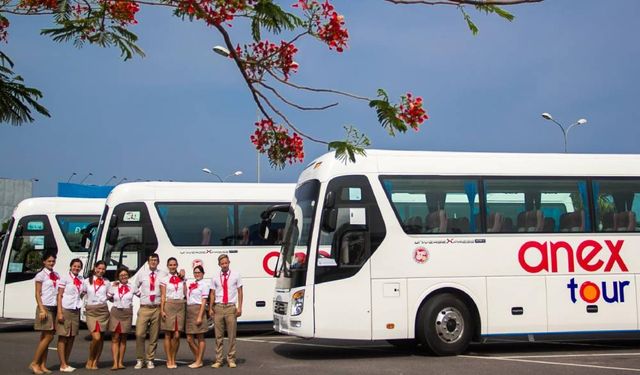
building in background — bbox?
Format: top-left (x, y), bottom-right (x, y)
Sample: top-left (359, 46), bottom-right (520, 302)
top-left (0, 178), bottom-right (33, 224)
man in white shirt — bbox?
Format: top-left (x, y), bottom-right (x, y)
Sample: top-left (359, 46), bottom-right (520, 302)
top-left (209, 254), bottom-right (243, 368)
top-left (134, 253), bottom-right (166, 369)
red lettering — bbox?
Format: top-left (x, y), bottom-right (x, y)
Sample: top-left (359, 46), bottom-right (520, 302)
top-left (577, 240), bottom-right (604, 272)
top-left (604, 240), bottom-right (628, 272)
top-left (550, 241), bottom-right (574, 272)
top-left (518, 241), bottom-right (548, 273)
top-left (519, 239), bottom-right (629, 274)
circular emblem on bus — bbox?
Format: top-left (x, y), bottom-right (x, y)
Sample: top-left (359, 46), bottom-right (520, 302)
top-left (414, 247), bottom-right (429, 264)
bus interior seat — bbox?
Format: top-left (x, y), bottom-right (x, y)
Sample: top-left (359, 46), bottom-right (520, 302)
top-left (502, 217), bottom-right (513, 232)
top-left (517, 210), bottom-right (544, 232)
top-left (486, 212), bottom-right (503, 233)
top-left (560, 211), bottom-right (584, 232)
top-left (601, 212), bottom-right (614, 231)
top-left (404, 216), bottom-right (423, 234)
top-left (448, 217), bottom-right (469, 234)
top-left (543, 217), bottom-right (556, 232)
top-left (614, 211), bottom-right (636, 231)
top-left (426, 210), bottom-right (447, 233)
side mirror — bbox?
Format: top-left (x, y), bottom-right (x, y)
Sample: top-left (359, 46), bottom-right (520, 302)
top-left (106, 227), bottom-right (119, 246)
top-left (11, 236), bottom-right (23, 251)
top-left (259, 219), bottom-right (271, 240)
top-left (80, 222), bottom-right (99, 250)
top-left (321, 208), bottom-right (337, 233)
top-left (109, 214), bottom-right (118, 228)
top-left (325, 191), bottom-right (335, 209)
top-left (14, 224), bottom-right (23, 237)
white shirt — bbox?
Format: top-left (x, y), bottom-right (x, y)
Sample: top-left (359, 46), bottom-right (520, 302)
top-left (160, 273), bottom-right (186, 301)
top-left (135, 269), bottom-right (166, 306)
top-left (82, 277), bottom-right (110, 306)
top-left (35, 268), bottom-right (60, 307)
top-left (107, 282), bottom-right (134, 309)
top-left (211, 270), bottom-right (242, 304)
top-left (186, 278), bottom-right (210, 305)
top-left (58, 272), bottom-right (84, 310)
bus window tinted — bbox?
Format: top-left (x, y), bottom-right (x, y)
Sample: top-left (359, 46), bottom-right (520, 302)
top-left (56, 215), bottom-right (100, 252)
top-left (381, 177), bottom-right (480, 234)
top-left (156, 203), bottom-right (234, 246)
top-left (238, 204), bottom-right (287, 246)
top-left (6, 215), bottom-right (57, 283)
top-left (593, 179), bottom-right (640, 232)
top-left (484, 179), bottom-right (589, 233)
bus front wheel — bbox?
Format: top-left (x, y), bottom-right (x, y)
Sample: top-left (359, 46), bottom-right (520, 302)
top-left (417, 293), bottom-right (472, 356)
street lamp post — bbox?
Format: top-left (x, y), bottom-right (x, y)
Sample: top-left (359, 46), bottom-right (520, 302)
top-left (67, 172), bottom-right (77, 183)
top-left (104, 175), bottom-right (117, 185)
top-left (79, 172), bottom-right (93, 184)
top-left (202, 168), bottom-right (243, 182)
top-left (541, 113), bottom-right (588, 153)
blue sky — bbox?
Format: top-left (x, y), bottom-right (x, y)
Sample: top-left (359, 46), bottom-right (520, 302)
top-left (2, 0), bottom-right (640, 196)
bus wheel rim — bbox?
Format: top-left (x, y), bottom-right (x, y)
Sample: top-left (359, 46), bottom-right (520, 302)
top-left (434, 307), bottom-right (464, 344)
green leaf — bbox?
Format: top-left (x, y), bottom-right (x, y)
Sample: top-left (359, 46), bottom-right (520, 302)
top-left (475, 4), bottom-right (515, 22)
top-left (0, 52), bottom-right (51, 125)
top-left (328, 126), bottom-right (370, 164)
top-left (369, 88), bottom-right (406, 136)
top-left (463, 12), bottom-right (479, 35)
top-left (251, 0), bottom-right (304, 41)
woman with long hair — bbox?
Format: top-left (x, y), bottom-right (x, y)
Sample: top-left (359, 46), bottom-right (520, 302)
top-left (55, 258), bottom-right (84, 372)
top-left (107, 267), bottom-right (134, 370)
top-left (160, 257), bottom-right (186, 369)
top-left (82, 260), bottom-right (109, 370)
top-left (185, 265), bottom-right (209, 369)
top-left (29, 251), bottom-right (60, 374)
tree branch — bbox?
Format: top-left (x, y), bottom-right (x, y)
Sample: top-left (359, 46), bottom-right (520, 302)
top-left (266, 69), bottom-right (371, 101)
top-left (257, 81), bottom-right (339, 111)
top-left (384, 0), bottom-right (543, 5)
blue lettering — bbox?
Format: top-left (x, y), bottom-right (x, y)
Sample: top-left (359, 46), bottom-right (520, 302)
top-left (602, 281), bottom-right (619, 303)
top-left (567, 277), bottom-right (578, 303)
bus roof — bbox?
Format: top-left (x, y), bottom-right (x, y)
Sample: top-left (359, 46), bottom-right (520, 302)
top-left (12, 197), bottom-right (105, 217)
top-left (105, 182), bottom-right (296, 204)
top-left (299, 150), bottom-right (640, 182)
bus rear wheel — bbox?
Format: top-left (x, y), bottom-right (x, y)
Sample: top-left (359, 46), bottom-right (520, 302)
top-left (417, 293), bottom-right (472, 356)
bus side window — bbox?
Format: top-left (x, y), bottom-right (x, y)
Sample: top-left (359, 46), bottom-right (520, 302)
top-left (593, 179), bottom-right (640, 232)
top-left (6, 215), bottom-right (57, 284)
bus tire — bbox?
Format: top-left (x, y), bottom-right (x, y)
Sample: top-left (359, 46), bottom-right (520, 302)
top-left (417, 293), bottom-right (472, 356)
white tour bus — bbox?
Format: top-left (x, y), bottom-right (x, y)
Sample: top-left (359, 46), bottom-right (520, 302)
top-left (86, 182), bottom-right (294, 324)
top-left (0, 197), bottom-right (104, 319)
top-left (268, 150), bottom-right (640, 355)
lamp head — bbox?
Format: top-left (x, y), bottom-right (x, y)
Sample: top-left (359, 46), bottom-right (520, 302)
top-left (577, 118), bottom-right (587, 125)
top-left (202, 168), bottom-right (212, 174)
top-left (212, 46), bottom-right (230, 57)
top-left (234, 171), bottom-right (243, 176)
top-left (541, 112), bottom-right (553, 120)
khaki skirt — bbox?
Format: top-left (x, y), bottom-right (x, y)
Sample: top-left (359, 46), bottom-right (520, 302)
top-left (185, 304), bottom-right (208, 335)
top-left (109, 306), bottom-right (133, 334)
top-left (161, 300), bottom-right (185, 332)
top-left (85, 304), bottom-right (109, 333)
top-left (56, 308), bottom-right (80, 337)
top-left (33, 305), bottom-right (56, 331)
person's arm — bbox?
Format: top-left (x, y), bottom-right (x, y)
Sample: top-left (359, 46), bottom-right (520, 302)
top-left (236, 286), bottom-right (243, 317)
top-left (208, 285), bottom-right (215, 317)
top-left (160, 284), bottom-right (167, 320)
top-left (35, 281), bottom-right (46, 321)
top-left (196, 297), bottom-right (206, 326)
top-left (56, 287), bottom-right (65, 323)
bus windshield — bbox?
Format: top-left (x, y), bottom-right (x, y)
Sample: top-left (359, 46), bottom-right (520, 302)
top-left (275, 180), bottom-right (319, 289)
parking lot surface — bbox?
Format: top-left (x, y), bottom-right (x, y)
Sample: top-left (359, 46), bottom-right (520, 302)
top-left (2, 320), bottom-right (640, 374)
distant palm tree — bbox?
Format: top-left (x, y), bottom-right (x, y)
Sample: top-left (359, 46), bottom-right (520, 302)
top-left (0, 51), bottom-right (50, 125)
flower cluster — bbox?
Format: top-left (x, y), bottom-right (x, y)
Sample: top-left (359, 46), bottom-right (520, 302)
top-left (106, 0), bottom-right (140, 26)
top-left (398, 93), bottom-right (428, 130)
top-left (18, 0), bottom-right (58, 10)
top-left (236, 40), bottom-right (299, 81)
top-left (0, 18), bottom-right (9, 43)
top-left (176, 0), bottom-right (254, 26)
top-left (293, 0), bottom-right (348, 52)
top-left (250, 119), bottom-right (304, 167)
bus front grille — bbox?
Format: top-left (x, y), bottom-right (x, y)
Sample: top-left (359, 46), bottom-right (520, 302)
top-left (274, 301), bottom-right (288, 315)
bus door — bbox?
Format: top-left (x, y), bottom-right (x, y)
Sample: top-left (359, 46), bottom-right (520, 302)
top-left (1, 215), bottom-right (57, 319)
top-left (313, 176), bottom-right (386, 339)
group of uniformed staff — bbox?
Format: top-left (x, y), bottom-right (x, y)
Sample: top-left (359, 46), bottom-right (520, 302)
top-left (28, 252), bottom-right (243, 373)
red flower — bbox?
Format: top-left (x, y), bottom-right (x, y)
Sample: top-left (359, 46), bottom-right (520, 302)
top-left (398, 93), bottom-right (429, 130)
top-left (250, 119), bottom-right (304, 167)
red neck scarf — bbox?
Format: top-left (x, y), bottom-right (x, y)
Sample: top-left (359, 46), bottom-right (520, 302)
top-left (93, 277), bottom-right (104, 294)
top-left (48, 270), bottom-right (59, 288)
top-left (71, 272), bottom-right (81, 292)
top-left (169, 274), bottom-right (181, 292)
top-left (118, 283), bottom-right (130, 299)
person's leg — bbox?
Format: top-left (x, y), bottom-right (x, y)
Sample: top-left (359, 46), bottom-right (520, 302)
top-left (186, 334), bottom-right (197, 357)
top-left (135, 309), bottom-right (150, 363)
top-left (57, 336), bottom-right (69, 369)
top-left (213, 307), bottom-right (225, 365)
top-left (118, 336), bottom-right (127, 369)
top-left (111, 333), bottom-right (120, 370)
top-left (65, 336), bottom-right (75, 365)
top-left (39, 331), bottom-right (55, 372)
top-left (146, 308), bottom-right (160, 363)
top-left (86, 331), bottom-right (101, 369)
top-left (171, 331), bottom-right (180, 367)
top-left (225, 307), bottom-right (238, 366)
top-left (163, 330), bottom-right (171, 366)
top-left (94, 333), bottom-right (104, 368)
top-left (196, 333), bottom-right (206, 366)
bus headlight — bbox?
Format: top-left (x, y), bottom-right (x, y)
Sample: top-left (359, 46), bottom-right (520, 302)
top-left (290, 289), bottom-right (304, 316)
